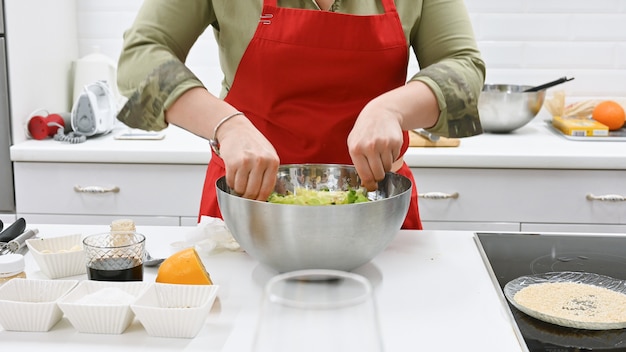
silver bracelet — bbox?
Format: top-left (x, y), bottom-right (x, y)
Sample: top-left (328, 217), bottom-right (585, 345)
top-left (209, 111), bottom-right (244, 156)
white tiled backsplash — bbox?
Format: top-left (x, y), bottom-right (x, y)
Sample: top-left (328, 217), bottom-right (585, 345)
top-left (75, 0), bottom-right (626, 99)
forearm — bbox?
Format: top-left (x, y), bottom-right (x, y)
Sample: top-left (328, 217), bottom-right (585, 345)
top-left (366, 80), bottom-right (439, 131)
top-left (164, 87), bottom-right (241, 140)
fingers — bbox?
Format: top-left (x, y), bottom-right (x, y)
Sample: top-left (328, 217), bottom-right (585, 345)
top-left (352, 148), bottom-right (396, 191)
top-left (347, 104), bottom-right (403, 191)
top-left (226, 159), bottom-right (278, 201)
top-left (352, 155), bottom-right (377, 191)
top-left (257, 166), bottom-right (279, 201)
top-left (226, 155), bottom-right (279, 200)
top-left (349, 131), bottom-right (402, 191)
top-left (218, 119), bottom-right (280, 201)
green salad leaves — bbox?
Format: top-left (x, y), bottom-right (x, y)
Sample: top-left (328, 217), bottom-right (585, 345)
top-left (267, 187), bottom-right (370, 205)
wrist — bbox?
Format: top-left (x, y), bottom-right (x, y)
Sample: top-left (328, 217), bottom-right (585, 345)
top-left (209, 111), bottom-right (245, 156)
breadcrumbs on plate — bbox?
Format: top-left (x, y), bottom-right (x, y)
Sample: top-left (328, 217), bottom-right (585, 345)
top-left (514, 282), bottom-right (626, 323)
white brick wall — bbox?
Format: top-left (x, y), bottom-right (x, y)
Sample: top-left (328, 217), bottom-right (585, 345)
top-left (77, 0), bottom-right (626, 98)
top-left (468, 0), bottom-right (626, 98)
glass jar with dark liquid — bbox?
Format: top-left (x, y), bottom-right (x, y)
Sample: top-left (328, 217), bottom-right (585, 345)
top-left (83, 232), bottom-right (145, 282)
top-left (87, 257), bottom-right (143, 281)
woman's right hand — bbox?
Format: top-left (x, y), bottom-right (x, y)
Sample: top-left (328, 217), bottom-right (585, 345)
top-left (216, 114), bottom-right (280, 201)
top-left (165, 87), bottom-right (280, 201)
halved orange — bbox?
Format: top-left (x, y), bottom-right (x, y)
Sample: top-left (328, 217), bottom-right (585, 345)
top-left (155, 247), bottom-right (213, 285)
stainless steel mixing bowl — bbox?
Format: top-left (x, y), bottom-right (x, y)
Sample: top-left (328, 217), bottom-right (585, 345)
top-left (216, 164), bottom-right (412, 273)
top-left (478, 84), bottom-right (547, 133)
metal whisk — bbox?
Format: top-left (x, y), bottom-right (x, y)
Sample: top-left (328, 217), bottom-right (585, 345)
top-left (0, 229), bottom-right (39, 255)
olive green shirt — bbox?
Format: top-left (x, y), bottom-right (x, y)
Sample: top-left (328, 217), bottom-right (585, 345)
top-left (117, 0), bottom-right (485, 137)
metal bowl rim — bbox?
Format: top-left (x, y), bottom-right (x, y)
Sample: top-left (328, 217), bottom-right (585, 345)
top-left (215, 169), bottom-right (412, 206)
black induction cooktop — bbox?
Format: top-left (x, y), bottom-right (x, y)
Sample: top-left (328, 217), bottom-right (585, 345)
top-left (475, 232), bottom-right (626, 352)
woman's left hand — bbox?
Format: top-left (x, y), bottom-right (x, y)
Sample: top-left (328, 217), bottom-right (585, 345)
top-left (348, 81), bottom-right (440, 191)
top-left (347, 103), bottom-right (404, 191)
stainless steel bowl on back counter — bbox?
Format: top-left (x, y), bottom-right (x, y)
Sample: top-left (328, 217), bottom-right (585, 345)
top-left (478, 84), bottom-right (547, 133)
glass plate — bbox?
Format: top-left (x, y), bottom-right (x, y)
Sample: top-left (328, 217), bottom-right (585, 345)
top-left (504, 271), bottom-right (626, 330)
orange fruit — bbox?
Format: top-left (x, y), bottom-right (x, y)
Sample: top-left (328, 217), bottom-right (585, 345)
top-left (155, 247), bottom-right (213, 285)
top-left (592, 100), bottom-right (625, 130)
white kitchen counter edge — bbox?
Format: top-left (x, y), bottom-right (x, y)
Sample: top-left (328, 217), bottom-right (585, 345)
top-left (10, 117), bottom-right (626, 169)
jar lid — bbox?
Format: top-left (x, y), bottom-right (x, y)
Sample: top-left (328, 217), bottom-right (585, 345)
top-left (0, 254), bottom-right (25, 275)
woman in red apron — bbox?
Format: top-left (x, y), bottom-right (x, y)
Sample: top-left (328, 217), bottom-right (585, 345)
top-left (198, 0), bottom-right (423, 229)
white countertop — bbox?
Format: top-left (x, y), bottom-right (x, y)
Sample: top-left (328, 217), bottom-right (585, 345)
top-left (10, 125), bottom-right (213, 165)
top-left (0, 225), bottom-right (525, 352)
top-left (10, 114), bottom-right (626, 169)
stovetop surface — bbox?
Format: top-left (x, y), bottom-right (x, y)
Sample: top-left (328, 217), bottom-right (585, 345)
top-left (476, 232), bottom-right (626, 352)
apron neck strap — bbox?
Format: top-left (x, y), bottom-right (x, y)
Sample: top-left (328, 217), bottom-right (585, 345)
top-left (381, 0), bottom-right (397, 13)
top-left (263, 0), bottom-right (397, 13)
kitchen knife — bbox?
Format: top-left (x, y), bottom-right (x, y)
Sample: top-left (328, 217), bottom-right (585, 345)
top-left (0, 218), bottom-right (27, 243)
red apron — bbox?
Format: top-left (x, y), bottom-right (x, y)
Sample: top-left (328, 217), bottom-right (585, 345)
top-left (199, 0), bottom-right (422, 229)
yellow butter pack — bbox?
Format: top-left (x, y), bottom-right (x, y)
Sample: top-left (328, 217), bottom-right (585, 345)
top-left (552, 116), bottom-right (609, 137)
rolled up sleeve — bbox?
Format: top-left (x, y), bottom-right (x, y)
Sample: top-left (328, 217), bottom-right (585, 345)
top-left (116, 0), bottom-right (215, 131)
top-left (406, 0), bottom-right (486, 138)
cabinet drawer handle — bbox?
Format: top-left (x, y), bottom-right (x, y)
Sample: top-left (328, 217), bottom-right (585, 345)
top-left (586, 193), bottom-right (626, 202)
top-left (74, 185), bottom-right (120, 194)
top-left (418, 192), bottom-right (459, 200)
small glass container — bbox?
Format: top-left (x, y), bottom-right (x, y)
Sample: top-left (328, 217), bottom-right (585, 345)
top-left (0, 254), bottom-right (27, 286)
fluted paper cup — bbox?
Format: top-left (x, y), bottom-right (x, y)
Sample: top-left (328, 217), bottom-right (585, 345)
top-left (26, 234), bottom-right (86, 279)
top-left (57, 280), bottom-right (150, 334)
top-left (131, 283), bottom-right (219, 338)
top-left (0, 278), bottom-right (78, 332)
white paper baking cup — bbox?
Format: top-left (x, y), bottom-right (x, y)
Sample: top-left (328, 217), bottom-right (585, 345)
top-left (0, 278), bottom-right (78, 332)
top-left (26, 234), bottom-right (87, 279)
top-left (57, 280), bottom-right (150, 334)
top-left (131, 283), bottom-right (219, 338)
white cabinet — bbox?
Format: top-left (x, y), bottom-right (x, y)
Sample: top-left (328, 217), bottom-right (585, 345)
top-left (14, 162), bottom-right (207, 226)
top-left (421, 221), bottom-right (520, 232)
top-left (0, 213), bottom-right (16, 225)
top-left (14, 162), bottom-right (626, 231)
top-left (11, 119), bottom-right (626, 232)
top-left (413, 168), bottom-right (626, 233)
top-left (13, 161), bottom-right (626, 232)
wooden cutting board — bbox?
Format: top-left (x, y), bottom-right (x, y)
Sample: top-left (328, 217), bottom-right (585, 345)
top-left (409, 130), bottom-right (460, 147)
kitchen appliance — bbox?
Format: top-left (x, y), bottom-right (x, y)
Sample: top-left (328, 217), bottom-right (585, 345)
top-left (70, 80), bottom-right (116, 137)
top-left (72, 46), bottom-right (119, 105)
top-left (475, 232), bottom-right (626, 351)
top-left (0, 2), bottom-right (15, 214)
top-left (26, 110), bottom-right (71, 140)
